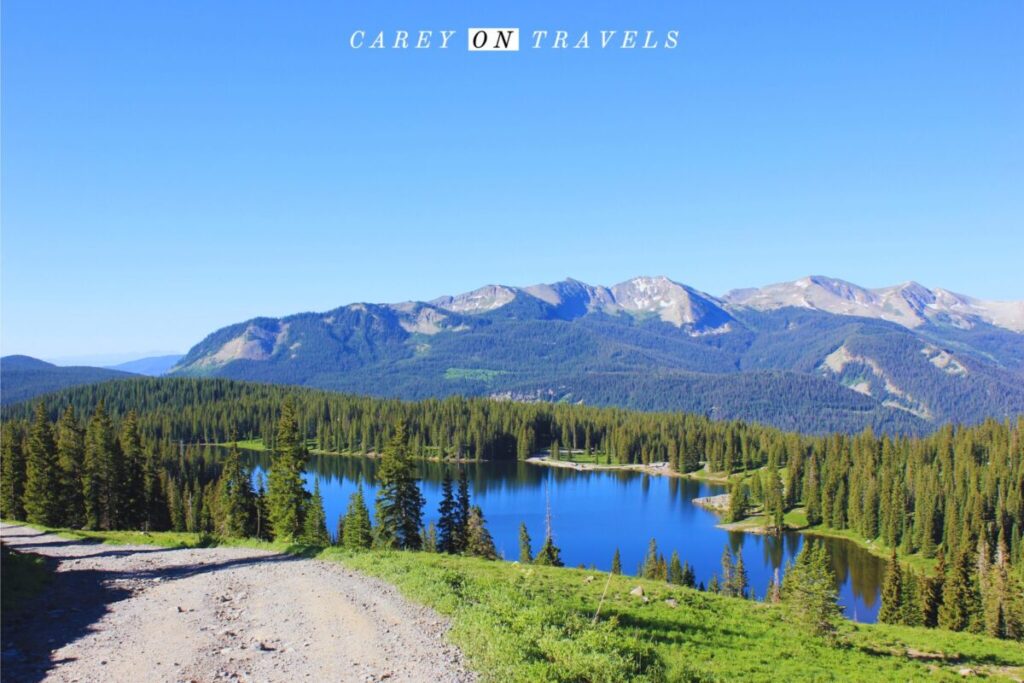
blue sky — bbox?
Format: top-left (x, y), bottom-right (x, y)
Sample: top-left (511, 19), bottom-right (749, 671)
top-left (2, 1), bottom-right (1022, 361)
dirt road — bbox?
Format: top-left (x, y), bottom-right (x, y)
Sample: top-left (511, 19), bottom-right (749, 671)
top-left (0, 523), bottom-right (475, 682)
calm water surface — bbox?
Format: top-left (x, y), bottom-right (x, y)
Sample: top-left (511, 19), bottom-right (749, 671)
top-left (239, 451), bottom-right (884, 623)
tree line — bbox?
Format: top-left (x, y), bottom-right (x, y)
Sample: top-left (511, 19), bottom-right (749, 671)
top-left (1, 377), bottom-right (1022, 640)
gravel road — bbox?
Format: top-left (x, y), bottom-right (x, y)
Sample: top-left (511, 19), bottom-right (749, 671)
top-left (0, 523), bottom-right (476, 683)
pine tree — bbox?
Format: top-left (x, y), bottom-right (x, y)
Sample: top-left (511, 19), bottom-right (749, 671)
top-left (731, 554), bottom-right (749, 598)
top-left (83, 402), bottom-right (117, 530)
top-left (901, 571), bottom-right (923, 627)
top-left (535, 536), bottom-right (563, 566)
top-left (611, 547), bottom-right (622, 575)
top-left (437, 469), bottom-right (458, 553)
top-left (727, 481), bottom-right (748, 523)
top-left (719, 546), bottom-right (735, 596)
top-left (218, 438), bottom-right (253, 538)
top-left (302, 479), bottom-right (330, 546)
top-left (983, 532), bottom-right (1020, 639)
top-left (534, 493), bottom-right (563, 567)
top-left (681, 561), bottom-right (696, 588)
top-left (253, 473), bottom-right (270, 540)
top-left (782, 541), bottom-right (841, 640)
top-left (938, 548), bottom-right (977, 632)
top-left (335, 513), bottom-right (345, 547)
top-left (142, 448), bottom-right (168, 532)
top-left (0, 423), bottom-right (27, 520)
top-left (421, 521), bottom-right (438, 552)
top-left (55, 406), bottom-right (85, 527)
top-left (920, 548), bottom-right (947, 627)
top-left (465, 506), bottom-right (498, 560)
top-left (455, 467), bottom-right (471, 552)
top-left (374, 423), bottom-right (425, 550)
top-left (641, 538), bottom-right (660, 579)
top-left (668, 551), bottom-right (684, 585)
top-left (118, 411), bottom-right (147, 529)
top-left (766, 464), bottom-right (785, 533)
top-left (878, 551), bottom-right (904, 624)
top-left (518, 522), bottom-right (533, 563)
top-left (267, 398), bottom-right (307, 541)
top-left (342, 485), bottom-right (373, 550)
top-left (168, 478), bottom-right (186, 531)
top-left (805, 457), bottom-right (822, 526)
top-left (23, 403), bottom-right (62, 526)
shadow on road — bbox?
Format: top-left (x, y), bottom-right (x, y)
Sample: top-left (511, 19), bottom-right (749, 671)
top-left (0, 525), bottom-right (300, 683)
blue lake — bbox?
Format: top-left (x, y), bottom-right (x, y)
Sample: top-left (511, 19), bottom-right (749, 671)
top-left (241, 452), bottom-right (884, 623)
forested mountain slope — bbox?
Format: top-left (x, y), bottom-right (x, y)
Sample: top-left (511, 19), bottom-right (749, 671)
top-left (169, 276), bottom-right (1024, 435)
top-left (0, 355), bottom-right (138, 406)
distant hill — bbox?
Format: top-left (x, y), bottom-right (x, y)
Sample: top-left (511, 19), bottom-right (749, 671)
top-left (168, 275), bottom-right (1024, 435)
top-left (0, 355), bottom-right (138, 406)
top-left (107, 354), bottom-right (183, 376)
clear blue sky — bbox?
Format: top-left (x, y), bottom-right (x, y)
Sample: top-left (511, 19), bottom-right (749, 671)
top-left (2, 1), bottom-right (1022, 361)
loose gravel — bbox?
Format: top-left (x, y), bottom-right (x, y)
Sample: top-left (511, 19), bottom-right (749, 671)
top-left (1, 523), bottom-right (476, 683)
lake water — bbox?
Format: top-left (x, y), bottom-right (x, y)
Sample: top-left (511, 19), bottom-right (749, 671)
top-left (240, 451), bottom-right (884, 623)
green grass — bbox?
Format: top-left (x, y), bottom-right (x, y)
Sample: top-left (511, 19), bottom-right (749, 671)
top-left (444, 368), bottom-right (508, 382)
top-left (1, 544), bottom-right (52, 611)
top-left (6, 522), bottom-right (1022, 682)
top-left (548, 451), bottom-right (615, 465)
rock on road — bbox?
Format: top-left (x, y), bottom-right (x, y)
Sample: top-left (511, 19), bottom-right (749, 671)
top-left (0, 523), bottom-right (476, 683)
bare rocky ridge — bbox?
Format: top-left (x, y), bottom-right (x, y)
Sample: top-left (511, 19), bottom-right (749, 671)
top-left (0, 524), bottom-right (475, 683)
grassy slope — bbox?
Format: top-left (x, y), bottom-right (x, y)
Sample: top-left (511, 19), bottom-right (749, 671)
top-left (5, 523), bottom-right (1022, 682)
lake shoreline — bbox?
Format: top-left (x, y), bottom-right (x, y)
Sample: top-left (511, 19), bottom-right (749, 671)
top-left (524, 455), bottom-right (734, 483)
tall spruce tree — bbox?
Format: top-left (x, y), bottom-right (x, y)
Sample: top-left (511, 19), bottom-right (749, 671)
top-left (518, 522), bottom-right (533, 563)
top-left (719, 546), bottom-right (736, 596)
top-left (804, 457), bottom-right (822, 526)
top-left (1, 422), bottom-right (27, 520)
top-left (267, 398), bottom-right (307, 541)
top-left (374, 422), bottom-right (425, 550)
top-left (302, 479), bottom-right (330, 546)
top-left (611, 547), bottom-right (622, 575)
top-left (23, 403), bottom-right (62, 526)
top-left (878, 551), bottom-right (904, 624)
top-left (218, 438), bottom-right (253, 538)
top-left (118, 411), bottom-right (146, 529)
top-left (731, 554), bottom-right (749, 598)
top-left (668, 551), bottom-right (684, 585)
top-left (342, 485), bottom-right (372, 550)
top-left (782, 541), bottom-right (841, 640)
top-left (938, 548), bottom-right (978, 632)
top-left (455, 467), bottom-right (471, 552)
top-left (465, 506), bottom-right (498, 560)
top-left (55, 406), bottom-right (86, 527)
top-left (727, 481), bottom-right (748, 523)
top-left (641, 539), bottom-right (661, 579)
top-left (437, 469), bottom-right (458, 553)
top-left (83, 402), bottom-right (118, 530)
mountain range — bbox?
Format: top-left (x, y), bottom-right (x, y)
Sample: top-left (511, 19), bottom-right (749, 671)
top-left (0, 356), bottom-right (138, 406)
top-left (165, 275), bottom-right (1024, 435)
